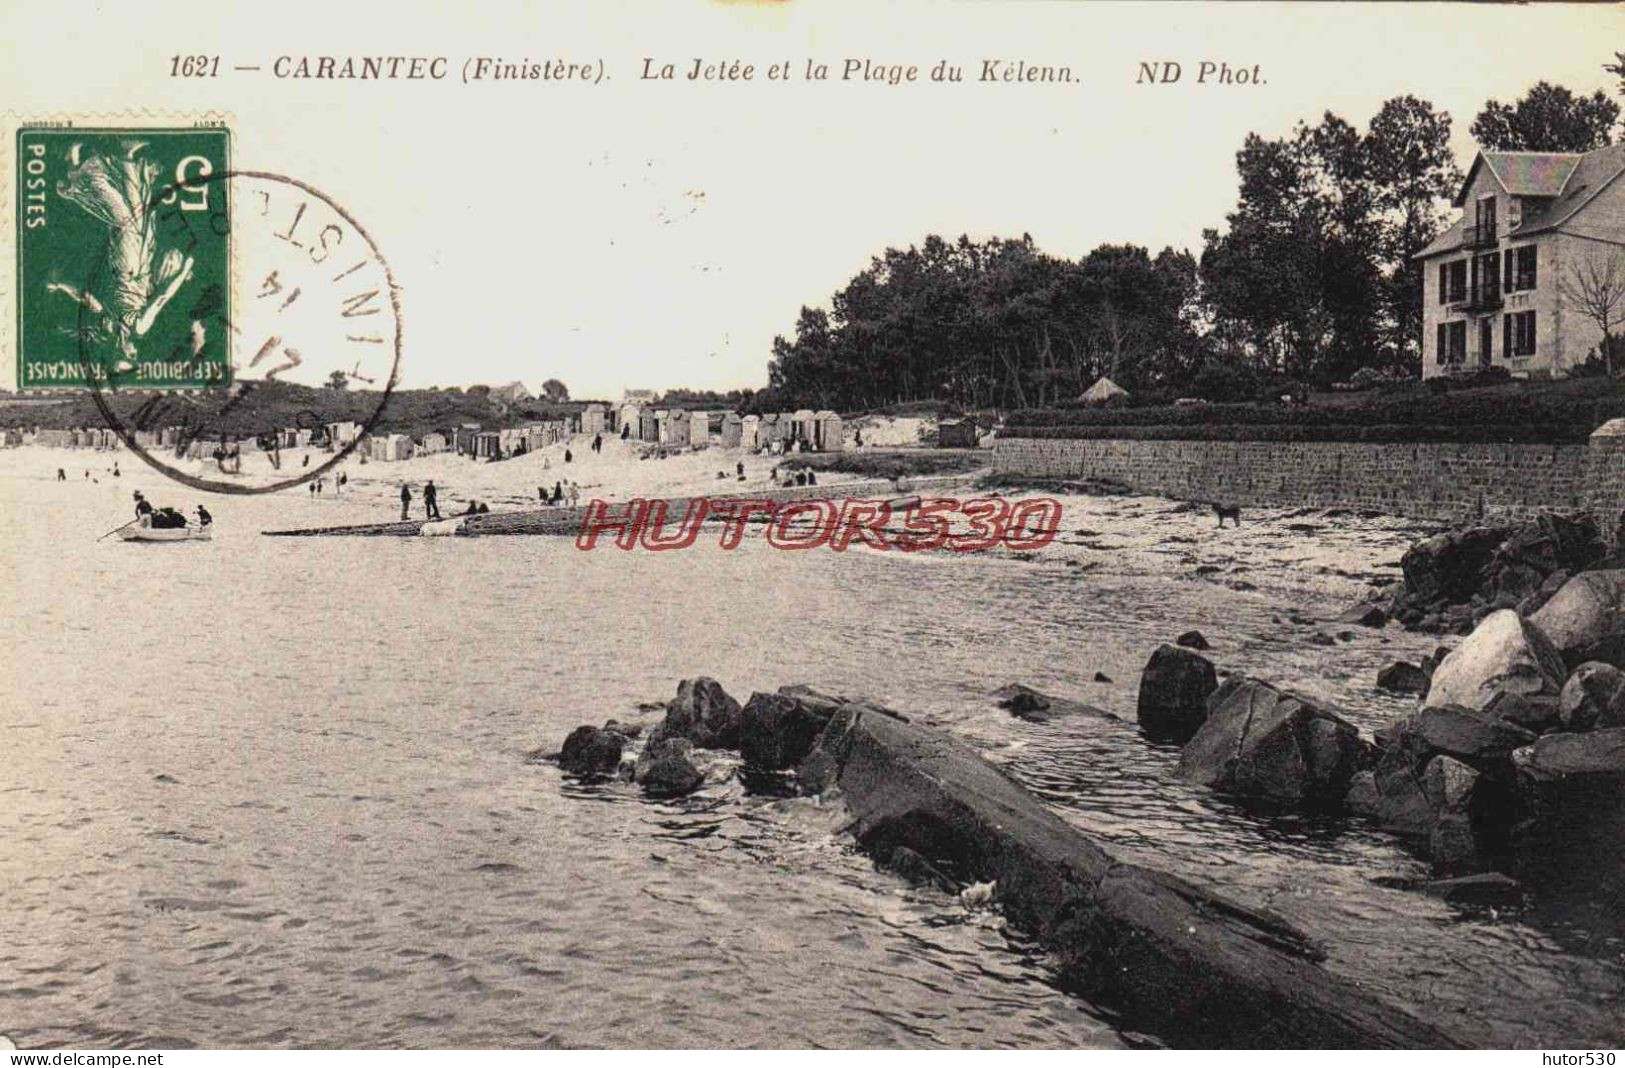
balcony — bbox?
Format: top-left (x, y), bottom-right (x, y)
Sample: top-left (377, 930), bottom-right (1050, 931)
top-left (1462, 221), bottom-right (1498, 249)
top-left (1464, 280), bottom-right (1503, 313)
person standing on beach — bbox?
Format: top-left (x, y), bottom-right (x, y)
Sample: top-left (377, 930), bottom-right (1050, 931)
top-left (56, 468), bottom-right (65, 481)
top-left (564, 448), bottom-right (573, 464)
top-left (424, 480), bottom-right (441, 519)
top-left (567, 481), bottom-right (580, 507)
top-left (400, 483), bottom-right (412, 520)
top-left (736, 460), bottom-right (744, 478)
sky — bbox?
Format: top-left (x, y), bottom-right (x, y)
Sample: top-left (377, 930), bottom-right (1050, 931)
top-left (4, 1), bottom-right (1622, 398)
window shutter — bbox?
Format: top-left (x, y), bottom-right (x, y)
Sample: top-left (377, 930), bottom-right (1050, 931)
top-left (1504, 251), bottom-right (1513, 291)
top-left (1438, 323), bottom-right (1447, 363)
top-left (1503, 315), bottom-right (1511, 358)
top-left (1528, 246), bottom-right (1537, 287)
top-left (1439, 264), bottom-right (1447, 305)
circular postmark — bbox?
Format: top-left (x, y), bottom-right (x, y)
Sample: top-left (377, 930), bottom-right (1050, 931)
top-left (71, 161), bottom-right (401, 494)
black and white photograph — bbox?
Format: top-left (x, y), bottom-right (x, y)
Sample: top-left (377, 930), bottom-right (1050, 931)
top-left (1, 0), bottom-right (1623, 1055)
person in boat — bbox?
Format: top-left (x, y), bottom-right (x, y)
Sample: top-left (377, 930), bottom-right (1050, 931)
top-left (424, 480), bottom-right (441, 519)
top-left (152, 506), bottom-right (186, 529)
top-left (196, 504), bottom-right (213, 528)
top-left (133, 491), bottom-right (154, 524)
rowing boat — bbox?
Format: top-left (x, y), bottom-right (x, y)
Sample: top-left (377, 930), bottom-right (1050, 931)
top-left (117, 525), bottom-right (213, 543)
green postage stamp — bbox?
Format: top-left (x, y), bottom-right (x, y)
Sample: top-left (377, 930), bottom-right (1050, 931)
top-left (15, 125), bottom-right (231, 389)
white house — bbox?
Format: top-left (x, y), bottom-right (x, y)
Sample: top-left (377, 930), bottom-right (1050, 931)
top-left (1416, 142), bottom-right (1625, 378)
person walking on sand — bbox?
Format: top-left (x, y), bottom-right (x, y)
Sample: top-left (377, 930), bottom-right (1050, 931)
top-left (57, 468), bottom-right (65, 481)
top-left (400, 483), bottom-right (412, 520)
top-left (424, 480), bottom-right (441, 520)
top-left (112, 462), bottom-right (120, 478)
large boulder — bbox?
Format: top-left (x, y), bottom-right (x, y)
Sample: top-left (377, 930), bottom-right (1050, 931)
top-left (1176, 679), bottom-right (1370, 808)
top-left (1422, 610), bottom-right (1566, 712)
top-left (798, 702), bottom-right (1462, 1047)
top-left (558, 724), bottom-right (626, 778)
top-left (1558, 662), bottom-right (1625, 731)
top-left (1511, 728), bottom-right (1625, 851)
top-left (1136, 644), bottom-right (1218, 743)
top-left (1529, 570), bottom-right (1625, 670)
top-left (1409, 705), bottom-right (1536, 766)
top-left (662, 676), bottom-right (743, 749)
top-left (738, 687), bottom-right (844, 770)
top-left (1399, 525), bottom-right (1511, 604)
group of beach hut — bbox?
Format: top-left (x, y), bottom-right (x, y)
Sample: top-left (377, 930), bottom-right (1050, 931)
top-left (7, 397), bottom-right (848, 465)
top-left (18, 427), bottom-right (124, 449)
top-left (611, 402), bottom-right (843, 454)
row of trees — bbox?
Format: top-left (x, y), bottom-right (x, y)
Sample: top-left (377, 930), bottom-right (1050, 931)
top-left (765, 73), bottom-right (1625, 411)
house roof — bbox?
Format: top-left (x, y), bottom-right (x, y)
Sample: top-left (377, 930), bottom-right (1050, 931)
top-left (1080, 376), bottom-right (1129, 402)
top-left (1416, 142), bottom-right (1625, 260)
top-left (1455, 150), bottom-right (1583, 206)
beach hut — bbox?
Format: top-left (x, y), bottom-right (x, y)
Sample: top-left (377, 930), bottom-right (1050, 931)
top-left (740, 414), bottom-right (760, 450)
top-left (814, 411), bottom-right (843, 453)
top-left (386, 434), bottom-right (415, 461)
top-left (938, 419), bottom-right (979, 448)
top-left (689, 410), bottom-right (712, 447)
top-left (580, 404), bottom-right (607, 438)
top-left (1079, 376), bottom-right (1129, 406)
top-left (661, 409), bottom-right (690, 447)
top-left (720, 413), bottom-right (742, 448)
top-left (473, 431), bottom-right (502, 460)
top-left (420, 432), bottom-right (447, 454)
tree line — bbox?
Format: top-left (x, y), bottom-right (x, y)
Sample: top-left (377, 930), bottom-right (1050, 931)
top-left (764, 74), bottom-right (1624, 411)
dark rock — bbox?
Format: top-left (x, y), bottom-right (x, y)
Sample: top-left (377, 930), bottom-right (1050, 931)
top-left (1376, 661), bottom-right (1428, 695)
top-left (1481, 689), bottom-right (1561, 733)
top-left (1309, 631), bottom-right (1337, 647)
top-left (882, 845), bottom-right (958, 893)
top-left (662, 676), bottom-right (743, 749)
top-left (1335, 602), bottom-right (1388, 628)
top-left (1135, 644), bottom-right (1217, 743)
top-left (739, 687), bottom-right (843, 770)
top-left (1400, 526), bottom-right (1511, 605)
top-left (639, 750), bottom-right (704, 798)
top-left (1176, 680), bottom-right (1370, 808)
top-left (996, 684), bottom-right (1051, 716)
top-left (1424, 872), bottom-right (1523, 907)
top-left (1093, 671), bottom-right (1112, 683)
top-left (1410, 706), bottom-right (1536, 765)
top-left (1345, 770), bottom-right (1380, 816)
top-left (1175, 629), bottom-right (1211, 650)
top-left (1513, 727), bottom-right (1625, 783)
top-left (558, 725), bottom-right (626, 779)
top-left (798, 703), bottom-right (1462, 1048)
top-left (1423, 610), bottom-right (1567, 712)
top-left (1530, 570), bottom-right (1625, 670)
top-left (992, 684), bottom-right (1114, 725)
top-left (1558, 662), bottom-right (1625, 731)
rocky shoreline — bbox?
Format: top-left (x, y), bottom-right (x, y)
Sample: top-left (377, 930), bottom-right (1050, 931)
top-left (538, 509), bottom-right (1624, 1048)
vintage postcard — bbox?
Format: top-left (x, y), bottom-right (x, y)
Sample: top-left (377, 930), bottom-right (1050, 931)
top-left (2, 0), bottom-right (1624, 1057)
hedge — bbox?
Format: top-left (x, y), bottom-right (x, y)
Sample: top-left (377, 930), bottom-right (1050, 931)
top-left (999, 423), bottom-right (1599, 445)
top-left (1004, 382), bottom-right (1625, 444)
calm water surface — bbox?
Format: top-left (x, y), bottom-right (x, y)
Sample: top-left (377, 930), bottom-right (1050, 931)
top-left (2, 474), bottom-right (1620, 1048)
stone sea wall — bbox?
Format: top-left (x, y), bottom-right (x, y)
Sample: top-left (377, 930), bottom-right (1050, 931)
top-left (994, 434), bottom-right (1625, 541)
